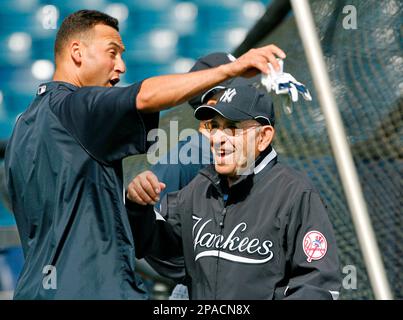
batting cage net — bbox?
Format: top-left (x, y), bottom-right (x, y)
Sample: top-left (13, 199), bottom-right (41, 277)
top-left (259, 0), bottom-right (402, 299)
top-left (126, 0), bottom-right (402, 299)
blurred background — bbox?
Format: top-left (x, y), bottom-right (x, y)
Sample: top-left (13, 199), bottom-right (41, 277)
top-left (0, 0), bottom-right (401, 300)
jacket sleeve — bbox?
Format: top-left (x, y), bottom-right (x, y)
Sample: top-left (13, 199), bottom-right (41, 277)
top-left (126, 191), bottom-right (183, 260)
top-left (279, 190), bottom-right (341, 300)
top-left (53, 83), bottom-right (159, 164)
top-left (145, 255), bottom-right (186, 283)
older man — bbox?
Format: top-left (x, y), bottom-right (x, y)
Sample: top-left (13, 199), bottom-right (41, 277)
top-left (127, 85), bottom-right (341, 299)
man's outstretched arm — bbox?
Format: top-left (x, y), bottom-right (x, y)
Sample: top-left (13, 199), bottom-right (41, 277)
top-left (136, 44), bottom-right (286, 112)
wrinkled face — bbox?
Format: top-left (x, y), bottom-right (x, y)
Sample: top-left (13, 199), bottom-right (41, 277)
top-left (78, 24), bottom-right (126, 87)
top-left (208, 115), bottom-right (262, 177)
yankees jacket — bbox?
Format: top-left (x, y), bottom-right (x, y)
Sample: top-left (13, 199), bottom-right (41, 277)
top-left (127, 148), bottom-right (341, 299)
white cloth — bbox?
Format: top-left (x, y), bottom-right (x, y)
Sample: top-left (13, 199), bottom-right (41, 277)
top-left (261, 59), bottom-right (312, 102)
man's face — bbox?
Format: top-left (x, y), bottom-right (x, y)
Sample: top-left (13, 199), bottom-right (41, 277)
top-left (209, 115), bottom-right (261, 177)
top-left (78, 24), bottom-right (126, 87)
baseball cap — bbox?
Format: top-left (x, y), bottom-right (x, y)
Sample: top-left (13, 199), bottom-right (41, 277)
top-left (188, 52), bottom-right (248, 109)
top-left (194, 85), bottom-right (275, 126)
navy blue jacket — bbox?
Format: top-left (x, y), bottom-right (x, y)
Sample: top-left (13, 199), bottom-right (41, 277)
top-left (128, 149), bottom-right (341, 299)
top-left (5, 81), bottom-right (159, 299)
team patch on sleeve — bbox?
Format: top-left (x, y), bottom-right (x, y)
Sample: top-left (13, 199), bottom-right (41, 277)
top-left (303, 230), bottom-right (327, 262)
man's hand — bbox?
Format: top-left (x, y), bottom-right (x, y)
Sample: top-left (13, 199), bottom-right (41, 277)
top-left (223, 44), bottom-right (286, 78)
top-left (127, 170), bottom-right (166, 206)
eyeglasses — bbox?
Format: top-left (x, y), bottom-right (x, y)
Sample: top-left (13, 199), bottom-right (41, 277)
top-left (203, 121), bottom-right (261, 137)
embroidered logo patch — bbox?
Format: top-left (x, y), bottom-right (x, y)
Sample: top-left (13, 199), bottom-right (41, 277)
top-left (220, 88), bottom-right (237, 103)
top-left (303, 230), bottom-right (327, 262)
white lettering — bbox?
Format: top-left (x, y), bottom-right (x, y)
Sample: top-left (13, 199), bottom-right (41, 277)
top-left (246, 238), bottom-right (261, 254)
top-left (258, 240), bottom-right (273, 256)
top-left (342, 265), bottom-right (357, 290)
top-left (153, 304), bottom-right (187, 317)
top-left (342, 5), bottom-right (358, 30)
top-left (192, 216), bottom-right (274, 264)
top-left (147, 128), bottom-right (168, 165)
top-left (42, 5), bottom-right (58, 30)
top-left (178, 128), bottom-right (199, 165)
top-left (222, 223), bottom-right (247, 249)
top-left (42, 265), bottom-right (57, 290)
top-left (238, 237), bottom-right (250, 253)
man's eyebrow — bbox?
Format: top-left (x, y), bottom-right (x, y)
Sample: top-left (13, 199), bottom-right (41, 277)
top-left (108, 41), bottom-right (125, 52)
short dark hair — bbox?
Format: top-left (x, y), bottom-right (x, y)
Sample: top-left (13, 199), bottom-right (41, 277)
top-left (54, 10), bottom-right (119, 60)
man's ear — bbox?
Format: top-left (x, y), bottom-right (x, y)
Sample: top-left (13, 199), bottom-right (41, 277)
top-left (70, 40), bottom-right (83, 65)
top-left (258, 125), bottom-right (275, 152)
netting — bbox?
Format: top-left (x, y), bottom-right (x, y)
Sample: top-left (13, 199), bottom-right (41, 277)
top-left (124, 0), bottom-right (402, 299)
top-left (256, 0), bottom-right (402, 299)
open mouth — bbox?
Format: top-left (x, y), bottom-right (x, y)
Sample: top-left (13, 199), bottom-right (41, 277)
top-left (215, 148), bottom-right (234, 162)
top-left (109, 78), bottom-right (120, 86)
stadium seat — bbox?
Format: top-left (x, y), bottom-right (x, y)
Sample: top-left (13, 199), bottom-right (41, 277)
top-left (181, 27), bottom-right (247, 58)
top-left (1, 0), bottom-right (39, 14)
top-left (32, 37), bottom-right (57, 61)
top-left (51, 0), bottom-right (109, 13)
top-left (124, 29), bottom-right (179, 64)
top-left (122, 62), bottom-right (174, 84)
top-left (0, 33), bottom-right (33, 67)
top-left (126, 5), bottom-right (174, 34)
top-left (0, 13), bottom-right (36, 34)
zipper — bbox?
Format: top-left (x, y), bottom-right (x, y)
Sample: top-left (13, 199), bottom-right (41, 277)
top-left (214, 194), bottom-right (228, 299)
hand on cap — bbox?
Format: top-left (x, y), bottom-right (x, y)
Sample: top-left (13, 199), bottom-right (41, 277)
top-left (261, 59), bottom-right (312, 102)
top-left (224, 44), bottom-right (286, 78)
top-left (127, 170), bottom-right (166, 206)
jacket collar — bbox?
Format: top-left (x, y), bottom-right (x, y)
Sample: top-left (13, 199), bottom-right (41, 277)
top-left (36, 81), bottom-right (78, 96)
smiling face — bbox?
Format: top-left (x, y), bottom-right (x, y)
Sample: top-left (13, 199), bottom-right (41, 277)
top-left (207, 114), bottom-right (275, 181)
top-left (209, 115), bottom-right (261, 178)
top-left (77, 24), bottom-right (126, 87)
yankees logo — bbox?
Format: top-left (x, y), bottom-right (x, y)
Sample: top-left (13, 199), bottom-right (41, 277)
top-left (220, 88), bottom-right (237, 103)
top-left (192, 216), bottom-right (274, 264)
top-left (303, 230), bottom-right (327, 262)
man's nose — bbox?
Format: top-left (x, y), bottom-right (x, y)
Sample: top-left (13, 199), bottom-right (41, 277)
top-left (211, 129), bottom-right (228, 147)
top-left (115, 55), bottom-right (126, 74)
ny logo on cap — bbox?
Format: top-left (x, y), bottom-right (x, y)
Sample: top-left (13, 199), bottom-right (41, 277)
top-left (220, 88), bottom-right (237, 103)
